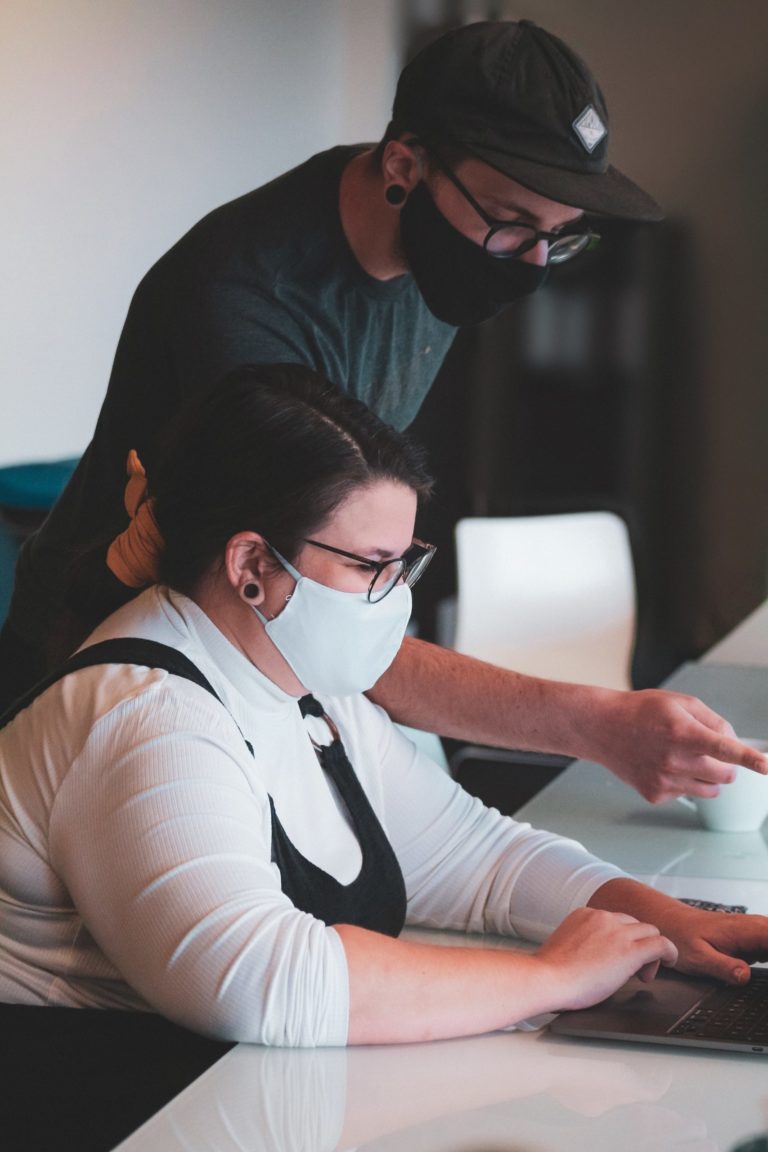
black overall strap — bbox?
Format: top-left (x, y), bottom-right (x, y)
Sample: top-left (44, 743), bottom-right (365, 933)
top-left (0, 638), bottom-right (224, 731)
top-left (0, 644), bottom-right (244, 1139)
top-left (3, 652), bottom-right (406, 934)
top-left (270, 692), bottom-right (408, 937)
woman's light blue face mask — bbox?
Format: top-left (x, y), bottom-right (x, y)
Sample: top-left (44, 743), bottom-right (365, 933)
top-left (251, 547), bottom-right (412, 697)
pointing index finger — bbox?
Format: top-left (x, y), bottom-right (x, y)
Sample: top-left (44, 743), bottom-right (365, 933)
top-left (711, 736), bottom-right (768, 774)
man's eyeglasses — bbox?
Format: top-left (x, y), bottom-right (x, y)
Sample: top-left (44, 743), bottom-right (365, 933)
top-left (304, 537), bottom-right (436, 603)
top-left (415, 141), bottom-right (600, 264)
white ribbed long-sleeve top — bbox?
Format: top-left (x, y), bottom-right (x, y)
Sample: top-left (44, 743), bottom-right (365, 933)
top-left (0, 588), bottom-right (626, 1045)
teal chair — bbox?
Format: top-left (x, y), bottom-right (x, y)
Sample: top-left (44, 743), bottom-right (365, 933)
top-left (0, 458), bottom-right (79, 626)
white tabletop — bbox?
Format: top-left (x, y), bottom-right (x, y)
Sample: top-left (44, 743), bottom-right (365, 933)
top-left (116, 604), bottom-right (768, 1152)
top-left (515, 759), bottom-right (768, 889)
top-left (115, 1010), bottom-right (768, 1152)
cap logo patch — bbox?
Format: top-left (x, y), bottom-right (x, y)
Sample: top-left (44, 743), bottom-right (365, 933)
top-left (572, 104), bottom-right (607, 153)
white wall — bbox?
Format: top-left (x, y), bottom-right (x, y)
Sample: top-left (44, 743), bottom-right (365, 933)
top-left (0, 0), bottom-right (399, 464)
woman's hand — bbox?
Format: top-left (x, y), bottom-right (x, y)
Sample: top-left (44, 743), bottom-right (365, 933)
top-left (590, 878), bottom-right (768, 985)
top-left (648, 907), bottom-right (768, 985)
top-left (533, 907), bottom-right (678, 1012)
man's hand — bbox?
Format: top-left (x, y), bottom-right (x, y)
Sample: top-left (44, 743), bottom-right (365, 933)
top-left (369, 637), bottom-right (768, 804)
top-left (576, 688), bottom-right (768, 804)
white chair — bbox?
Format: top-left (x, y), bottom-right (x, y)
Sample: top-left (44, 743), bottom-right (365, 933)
top-left (449, 511), bottom-right (637, 806)
top-left (453, 511), bottom-right (636, 691)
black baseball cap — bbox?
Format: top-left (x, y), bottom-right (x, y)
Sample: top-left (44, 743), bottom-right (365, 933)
top-left (391, 20), bottom-right (663, 222)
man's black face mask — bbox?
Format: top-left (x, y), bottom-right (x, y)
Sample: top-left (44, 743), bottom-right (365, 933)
top-left (399, 182), bottom-right (548, 327)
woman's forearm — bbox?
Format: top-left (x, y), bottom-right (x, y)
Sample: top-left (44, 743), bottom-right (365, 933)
top-left (336, 925), bottom-right (549, 1044)
top-left (335, 907), bottom-right (678, 1045)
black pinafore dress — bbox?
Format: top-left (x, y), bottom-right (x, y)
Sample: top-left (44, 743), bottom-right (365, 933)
top-left (0, 638), bottom-right (408, 936)
top-left (271, 693), bottom-right (406, 935)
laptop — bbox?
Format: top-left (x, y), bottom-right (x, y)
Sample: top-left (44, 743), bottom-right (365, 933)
top-left (550, 660), bottom-right (768, 1056)
top-left (550, 965), bottom-right (768, 1055)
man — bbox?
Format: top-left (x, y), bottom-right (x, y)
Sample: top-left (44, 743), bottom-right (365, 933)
top-left (1, 19), bottom-right (764, 799)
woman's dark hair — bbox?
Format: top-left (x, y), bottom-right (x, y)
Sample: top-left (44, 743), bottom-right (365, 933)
top-left (152, 363), bottom-right (433, 594)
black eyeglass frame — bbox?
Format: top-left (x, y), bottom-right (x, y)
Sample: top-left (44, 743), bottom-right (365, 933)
top-left (303, 537), bottom-right (436, 603)
top-left (409, 139), bottom-right (600, 264)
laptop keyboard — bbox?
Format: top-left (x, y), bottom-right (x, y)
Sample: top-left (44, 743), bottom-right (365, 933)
top-left (670, 968), bottom-right (768, 1043)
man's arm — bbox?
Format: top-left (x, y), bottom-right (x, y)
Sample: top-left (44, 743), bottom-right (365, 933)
top-left (367, 636), bottom-right (768, 804)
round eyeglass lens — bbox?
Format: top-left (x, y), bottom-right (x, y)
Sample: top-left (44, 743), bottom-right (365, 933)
top-left (485, 224), bottom-right (538, 257)
top-left (369, 559), bottom-right (407, 603)
top-left (547, 233), bottom-right (593, 264)
top-left (403, 550), bottom-right (434, 588)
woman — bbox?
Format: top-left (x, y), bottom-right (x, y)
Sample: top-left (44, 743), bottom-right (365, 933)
top-left (0, 364), bottom-right (765, 1047)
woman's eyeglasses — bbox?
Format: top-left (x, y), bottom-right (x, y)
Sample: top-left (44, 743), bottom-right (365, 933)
top-left (304, 538), bottom-right (436, 603)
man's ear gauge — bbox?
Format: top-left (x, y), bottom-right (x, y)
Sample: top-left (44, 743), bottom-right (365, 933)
top-left (385, 184), bottom-right (407, 207)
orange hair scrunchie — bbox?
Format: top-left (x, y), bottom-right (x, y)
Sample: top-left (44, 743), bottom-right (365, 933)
top-left (106, 449), bottom-right (164, 588)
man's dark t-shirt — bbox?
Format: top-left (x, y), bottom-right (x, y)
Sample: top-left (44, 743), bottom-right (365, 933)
top-left (10, 146), bottom-right (455, 650)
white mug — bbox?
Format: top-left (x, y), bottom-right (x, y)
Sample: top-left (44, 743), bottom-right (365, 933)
top-left (678, 738), bottom-right (768, 832)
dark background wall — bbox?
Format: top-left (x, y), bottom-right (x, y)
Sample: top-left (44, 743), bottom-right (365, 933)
top-left (403, 0), bottom-right (768, 681)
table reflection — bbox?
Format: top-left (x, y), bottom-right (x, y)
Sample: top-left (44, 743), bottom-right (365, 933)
top-left (116, 1025), bottom-right (768, 1152)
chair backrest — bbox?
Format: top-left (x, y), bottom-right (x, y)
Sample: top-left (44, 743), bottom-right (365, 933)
top-left (0, 457), bottom-right (79, 627)
top-left (453, 512), bottom-right (636, 690)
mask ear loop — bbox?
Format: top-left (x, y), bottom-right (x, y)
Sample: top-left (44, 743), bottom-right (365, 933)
top-left (412, 142), bottom-right (429, 187)
top-left (251, 543), bottom-right (299, 624)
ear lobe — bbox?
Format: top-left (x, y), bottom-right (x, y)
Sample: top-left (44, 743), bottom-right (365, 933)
top-left (241, 581), bottom-right (265, 606)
